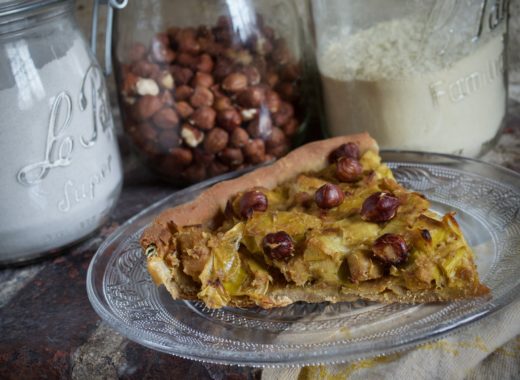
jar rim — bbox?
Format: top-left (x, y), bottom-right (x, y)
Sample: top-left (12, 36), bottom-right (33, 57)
top-left (0, 0), bottom-right (68, 18)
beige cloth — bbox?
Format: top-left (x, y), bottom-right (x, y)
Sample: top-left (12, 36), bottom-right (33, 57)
top-left (262, 298), bottom-right (520, 380)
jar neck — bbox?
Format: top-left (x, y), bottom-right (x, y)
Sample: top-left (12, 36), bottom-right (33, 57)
top-left (0, 1), bottom-right (74, 36)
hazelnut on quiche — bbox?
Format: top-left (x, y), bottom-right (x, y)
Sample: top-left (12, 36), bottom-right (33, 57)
top-left (141, 133), bottom-right (489, 309)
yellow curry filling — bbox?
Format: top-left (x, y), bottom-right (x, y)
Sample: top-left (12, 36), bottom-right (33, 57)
top-left (154, 144), bottom-right (486, 308)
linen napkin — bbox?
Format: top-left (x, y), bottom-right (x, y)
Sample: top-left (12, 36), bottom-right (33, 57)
top-left (262, 297), bottom-right (520, 380)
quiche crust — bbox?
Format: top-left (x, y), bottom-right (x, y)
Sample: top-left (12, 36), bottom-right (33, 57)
top-left (141, 133), bottom-right (489, 308)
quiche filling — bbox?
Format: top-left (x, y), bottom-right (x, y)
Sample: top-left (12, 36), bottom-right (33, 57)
top-left (143, 140), bottom-right (489, 309)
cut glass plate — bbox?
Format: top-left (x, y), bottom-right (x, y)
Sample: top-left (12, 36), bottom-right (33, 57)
top-left (87, 151), bottom-right (520, 367)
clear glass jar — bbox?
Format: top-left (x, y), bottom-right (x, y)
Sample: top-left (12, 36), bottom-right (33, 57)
top-left (313, 0), bottom-right (510, 157)
top-left (112, 0), bottom-right (312, 184)
top-left (0, 0), bottom-right (123, 264)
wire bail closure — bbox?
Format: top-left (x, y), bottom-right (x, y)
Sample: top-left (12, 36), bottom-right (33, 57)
top-left (91, 0), bottom-right (128, 75)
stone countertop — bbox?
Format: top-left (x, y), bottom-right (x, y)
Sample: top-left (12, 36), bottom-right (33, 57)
top-left (0, 89), bottom-right (518, 379)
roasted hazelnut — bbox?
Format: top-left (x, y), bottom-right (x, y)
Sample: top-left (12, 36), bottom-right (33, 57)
top-left (219, 147), bottom-right (244, 166)
top-left (197, 53), bottom-right (214, 73)
top-left (158, 130), bottom-right (181, 151)
top-left (271, 41), bottom-right (291, 65)
top-left (176, 28), bottom-right (200, 54)
top-left (262, 26), bottom-right (275, 40)
top-left (252, 56), bottom-right (267, 76)
top-left (201, 40), bottom-right (225, 56)
top-left (193, 148), bottom-right (215, 165)
top-left (336, 157), bottom-right (363, 182)
top-left (230, 127), bottom-right (250, 148)
top-left (174, 85), bottom-right (194, 101)
top-left (203, 127), bottom-right (229, 153)
top-left (361, 192), bottom-right (400, 223)
top-left (132, 60), bottom-right (161, 78)
top-left (266, 71), bottom-right (279, 87)
top-left (281, 64), bottom-right (301, 81)
top-left (189, 106), bottom-right (216, 130)
top-left (265, 127), bottom-right (286, 149)
top-left (266, 127), bottom-right (289, 157)
top-left (176, 101), bottom-right (194, 118)
top-left (372, 234), bottom-right (408, 265)
top-left (262, 231), bottom-right (295, 261)
top-left (190, 86), bottom-right (214, 107)
top-left (208, 160), bottom-right (229, 177)
top-left (192, 71), bottom-right (214, 88)
top-left (247, 113), bottom-right (272, 139)
top-left (272, 102), bottom-right (294, 127)
top-left (183, 163), bottom-right (207, 183)
top-left (181, 124), bottom-right (204, 147)
top-left (217, 108), bottom-right (242, 131)
top-left (159, 91), bottom-right (174, 106)
top-left (155, 71), bottom-right (174, 90)
top-left (151, 34), bottom-right (175, 63)
top-left (176, 52), bottom-right (199, 69)
top-left (167, 147), bottom-right (193, 166)
top-left (329, 142), bottom-right (361, 163)
top-left (214, 28), bottom-right (235, 47)
top-left (213, 58), bottom-right (233, 80)
top-left (222, 72), bottom-right (248, 93)
top-left (267, 142), bottom-right (289, 158)
top-left (210, 84), bottom-right (225, 99)
top-left (152, 108), bottom-right (179, 129)
top-left (243, 138), bottom-right (266, 164)
top-left (277, 82), bottom-right (297, 102)
top-left (166, 26), bottom-right (179, 40)
top-left (258, 36), bottom-right (275, 55)
top-left (135, 95), bottom-right (163, 120)
top-left (281, 117), bottom-right (299, 137)
top-left (128, 42), bottom-right (147, 62)
top-left (242, 66), bottom-right (261, 85)
top-left (214, 96), bottom-right (233, 111)
top-left (216, 15), bottom-right (232, 29)
top-left (239, 190), bottom-right (268, 219)
top-left (121, 75), bottom-right (139, 99)
top-left (315, 183), bottom-right (345, 209)
top-left (237, 86), bottom-right (266, 108)
top-left (226, 49), bottom-right (253, 65)
top-left (132, 122), bottom-right (157, 142)
top-left (170, 65), bottom-right (193, 85)
top-left (265, 90), bottom-right (281, 113)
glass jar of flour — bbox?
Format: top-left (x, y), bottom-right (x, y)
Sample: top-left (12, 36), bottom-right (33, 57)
top-left (0, 0), bottom-right (123, 264)
top-left (313, 0), bottom-right (510, 157)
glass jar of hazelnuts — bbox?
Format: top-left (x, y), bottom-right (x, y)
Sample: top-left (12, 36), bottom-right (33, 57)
top-left (111, 0), bottom-right (314, 184)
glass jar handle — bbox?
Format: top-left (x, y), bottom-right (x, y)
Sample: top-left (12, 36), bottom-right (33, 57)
top-left (91, 0), bottom-right (128, 75)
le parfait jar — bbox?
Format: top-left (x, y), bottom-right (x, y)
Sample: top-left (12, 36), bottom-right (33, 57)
top-left (0, 0), bottom-right (123, 264)
top-left (110, 0), bottom-right (312, 184)
top-left (313, 0), bottom-right (510, 157)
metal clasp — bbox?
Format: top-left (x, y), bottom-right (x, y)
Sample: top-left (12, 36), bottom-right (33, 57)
top-left (91, 0), bottom-right (128, 75)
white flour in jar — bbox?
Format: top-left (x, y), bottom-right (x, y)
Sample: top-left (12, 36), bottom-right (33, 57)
top-left (318, 18), bottom-right (506, 156)
top-left (0, 34), bottom-right (122, 262)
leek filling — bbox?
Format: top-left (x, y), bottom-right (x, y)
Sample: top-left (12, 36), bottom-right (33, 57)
top-left (162, 150), bottom-right (481, 308)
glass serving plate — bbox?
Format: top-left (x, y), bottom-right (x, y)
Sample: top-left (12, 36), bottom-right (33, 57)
top-left (87, 151), bottom-right (520, 367)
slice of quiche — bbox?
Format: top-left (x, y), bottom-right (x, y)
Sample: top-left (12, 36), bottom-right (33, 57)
top-left (141, 133), bottom-right (489, 309)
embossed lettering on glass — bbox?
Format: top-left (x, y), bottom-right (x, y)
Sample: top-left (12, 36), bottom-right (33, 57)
top-left (0, 0), bottom-right (123, 264)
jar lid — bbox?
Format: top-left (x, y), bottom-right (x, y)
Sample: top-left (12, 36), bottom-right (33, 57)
top-left (0, 0), bottom-right (67, 17)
